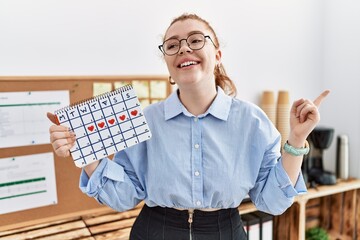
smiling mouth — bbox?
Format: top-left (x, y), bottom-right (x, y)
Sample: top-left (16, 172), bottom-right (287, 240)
top-left (178, 61), bottom-right (199, 68)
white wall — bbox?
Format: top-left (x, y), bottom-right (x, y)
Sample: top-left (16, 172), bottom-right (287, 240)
top-left (321, 0), bottom-right (360, 177)
top-left (0, 0), bottom-right (323, 101)
top-left (0, 1), bottom-right (359, 176)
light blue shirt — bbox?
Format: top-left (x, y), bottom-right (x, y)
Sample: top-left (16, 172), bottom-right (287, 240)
top-left (80, 87), bottom-right (307, 215)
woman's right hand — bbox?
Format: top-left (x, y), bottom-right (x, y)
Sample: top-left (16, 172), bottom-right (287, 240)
top-left (47, 112), bottom-right (99, 176)
top-left (47, 112), bottom-right (76, 157)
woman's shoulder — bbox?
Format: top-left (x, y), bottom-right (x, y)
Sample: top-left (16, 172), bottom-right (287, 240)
top-left (231, 97), bottom-right (265, 115)
top-left (144, 100), bottom-right (164, 112)
top-left (143, 101), bottom-right (165, 119)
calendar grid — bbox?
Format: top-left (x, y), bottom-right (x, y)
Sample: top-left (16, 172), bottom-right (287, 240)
top-left (106, 94), bottom-right (122, 153)
top-left (54, 85), bottom-right (152, 168)
top-left (121, 91), bottom-right (140, 146)
top-left (73, 104), bottom-right (96, 166)
top-left (64, 106), bottom-right (93, 166)
top-left (95, 96), bottom-right (115, 158)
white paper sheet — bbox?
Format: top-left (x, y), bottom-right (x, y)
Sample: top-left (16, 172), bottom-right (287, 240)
top-left (93, 82), bottom-right (112, 96)
top-left (0, 152), bottom-right (58, 214)
top-left (0, 91), bottom-right (69, 148)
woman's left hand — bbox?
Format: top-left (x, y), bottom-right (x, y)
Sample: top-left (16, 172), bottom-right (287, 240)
top-left (289, 90), bottom-right (330, 144)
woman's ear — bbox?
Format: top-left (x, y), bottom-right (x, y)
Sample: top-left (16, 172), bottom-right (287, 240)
top-left (216, 49), bottom-right (222, 64)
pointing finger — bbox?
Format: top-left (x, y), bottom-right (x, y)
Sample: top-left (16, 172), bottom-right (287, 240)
top-left (313, 90), bottom-right (330, 107)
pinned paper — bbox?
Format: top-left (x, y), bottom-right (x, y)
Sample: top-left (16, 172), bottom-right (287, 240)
top-left (93, 82), bottom-right (112, 96)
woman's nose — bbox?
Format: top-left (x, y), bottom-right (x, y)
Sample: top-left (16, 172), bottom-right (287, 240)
top-left (178, 39), bottom-right (192, 55)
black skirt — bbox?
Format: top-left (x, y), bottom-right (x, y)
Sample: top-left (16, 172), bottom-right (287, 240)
top-left (130, 205), bottom-right (247, 240)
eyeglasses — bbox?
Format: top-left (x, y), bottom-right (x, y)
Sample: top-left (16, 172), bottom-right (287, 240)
top-left (158, 33), bottom-right (216, 56)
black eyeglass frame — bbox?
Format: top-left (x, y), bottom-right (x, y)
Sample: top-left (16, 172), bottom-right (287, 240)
top-left (158, 33), bottom-right (217, 56)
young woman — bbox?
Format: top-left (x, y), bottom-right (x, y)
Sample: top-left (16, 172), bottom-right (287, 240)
top-left (48, 13), bottom-right (329, 240)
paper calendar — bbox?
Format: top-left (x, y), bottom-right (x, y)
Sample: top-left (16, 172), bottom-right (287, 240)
top-left (54, 85), bottom-right (152, 168)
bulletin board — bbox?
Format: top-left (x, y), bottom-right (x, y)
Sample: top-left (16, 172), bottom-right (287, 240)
top-left (0, 76), bottom-right (171, 231)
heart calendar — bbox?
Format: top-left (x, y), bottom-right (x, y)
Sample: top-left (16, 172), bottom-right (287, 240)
top-left (54, 85), bottom-right (152, 167)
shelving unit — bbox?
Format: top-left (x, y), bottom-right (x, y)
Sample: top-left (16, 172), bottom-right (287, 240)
top-left (274, 178), bottom-right (360, 240)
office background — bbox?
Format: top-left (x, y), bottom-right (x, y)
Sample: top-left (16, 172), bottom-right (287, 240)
top-left (0, 0), bottom-right (359, 177)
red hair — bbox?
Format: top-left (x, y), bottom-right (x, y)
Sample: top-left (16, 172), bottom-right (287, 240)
top-left (165, 13), bottom-right (237, 97)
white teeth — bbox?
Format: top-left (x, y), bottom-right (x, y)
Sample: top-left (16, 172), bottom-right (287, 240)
top-left (180, 61), bottom-right (197, 68)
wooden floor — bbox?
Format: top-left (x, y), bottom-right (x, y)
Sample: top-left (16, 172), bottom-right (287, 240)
top-left (0, 205), bottom-right (142, 240)
top-left (0, 202), bottom-right (256, 240)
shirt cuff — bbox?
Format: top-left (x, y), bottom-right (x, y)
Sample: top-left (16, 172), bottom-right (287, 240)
top-left (275, 159), bottom-right (308, 198)
top-left (79, 158), bottom-right (125, 197)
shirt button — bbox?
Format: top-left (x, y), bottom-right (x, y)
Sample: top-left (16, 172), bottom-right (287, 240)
top-left (194, 117), bottom-right (198, 122)
top-left (196, 201), bottom-right (201, 206)
top-left (194, 171), bottom-right (200, 176)
top-left (194, 144), bottom-right (200, 149)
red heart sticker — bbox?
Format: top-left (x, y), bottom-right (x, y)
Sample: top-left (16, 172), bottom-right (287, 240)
top-left (131, 110), bottom-right (138, 116)
top-left (108, 119), bottom-right (115, 125)
top-left (119, 115), bottom-right (126, 121)
top-left (87, 125), bottom-right (94, 132)
top-left (98, 122), bottom-right (105, 128)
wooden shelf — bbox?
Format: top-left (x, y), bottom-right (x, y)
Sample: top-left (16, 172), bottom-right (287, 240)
top-left (238, 201), bottom-right (256, 215)
top-left (296, 178), bottom-right (360, 202)
top-left (275, 178), bottom-right (360, 240)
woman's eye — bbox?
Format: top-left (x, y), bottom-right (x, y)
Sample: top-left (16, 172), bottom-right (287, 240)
top-left (190, 37), bottom-right (204, 44)
top-left (166, 43), bottom-right (178, 50)
top-left (167, 44), bottom-right (177, 49)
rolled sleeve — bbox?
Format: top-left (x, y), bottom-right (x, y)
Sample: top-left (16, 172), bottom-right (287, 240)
top-left (252, 159), bottom-right (308, 215)
top-left (275, 158), bottom-right (308, 197)
top-left (79, 158), bottom-right (125, 197)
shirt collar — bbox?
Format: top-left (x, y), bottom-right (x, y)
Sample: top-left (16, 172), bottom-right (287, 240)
top-left (164, 86), bottom-right (232, 121)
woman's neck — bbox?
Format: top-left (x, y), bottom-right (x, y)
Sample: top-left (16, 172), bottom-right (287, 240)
top-left (178, 85), bottom-right (217, 116)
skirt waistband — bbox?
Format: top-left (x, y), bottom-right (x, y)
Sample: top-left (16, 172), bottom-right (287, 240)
top-left (148, 205), bottom-right (238, 217)
top-left (174, 207), bottom-right (221, 212)
top-left (130, 204), bottom-right (247, 239)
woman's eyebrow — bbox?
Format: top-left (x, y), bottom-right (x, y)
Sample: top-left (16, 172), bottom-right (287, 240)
top-left (165, 30), bottom-right (205, 41)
